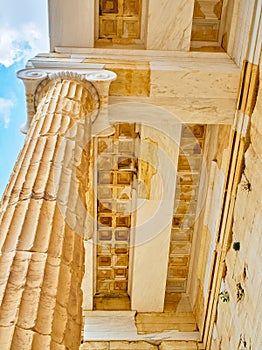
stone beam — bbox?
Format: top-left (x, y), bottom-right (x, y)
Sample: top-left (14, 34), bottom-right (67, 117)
top-left (110, 55), bottom-right (239, 123)
top-left (149, 61), bottom-right (239, 100)
top-left (48, 0), bottom-right (95, 51)
top-left (27, 52), bottom-right (241, 125)
top-left (109, 96), bottom-right (236, 124)
top-left (131, 125), bottom-right (181, 312)
top-left (146, 0), bottom-right (195, 51)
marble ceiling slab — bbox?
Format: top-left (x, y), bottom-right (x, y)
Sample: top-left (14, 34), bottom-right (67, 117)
top-left (146, 0), bottom-right (195, 51)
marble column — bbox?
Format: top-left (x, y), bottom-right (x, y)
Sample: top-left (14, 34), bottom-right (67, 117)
top-left (0, 71), bottom-right (115, 350)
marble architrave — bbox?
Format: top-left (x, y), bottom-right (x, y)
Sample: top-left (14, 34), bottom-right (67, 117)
top-left (26, 53), bottom-right (241, 125)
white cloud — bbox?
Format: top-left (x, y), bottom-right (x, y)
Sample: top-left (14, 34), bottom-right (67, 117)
top-left (0, 0), bottom-right (49, 67)
top-left (0, 22), bottom-right (48, 67)
top-left (0, 98), bottom-right (14, 128)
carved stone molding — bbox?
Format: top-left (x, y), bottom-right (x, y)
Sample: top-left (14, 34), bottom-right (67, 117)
top-left (86, 70), bottom-right (117, 108)
top-left (17, 68), bottom-right (117, 133)
top-left (16, 69), bottom-right (48, 133)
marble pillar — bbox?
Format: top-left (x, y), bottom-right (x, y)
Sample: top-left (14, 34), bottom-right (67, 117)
top-left (0, 70), bottom-right (115, 349)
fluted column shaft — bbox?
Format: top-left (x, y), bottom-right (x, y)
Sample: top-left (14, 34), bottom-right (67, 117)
top-left (0, 77), bottom-right (99, 350)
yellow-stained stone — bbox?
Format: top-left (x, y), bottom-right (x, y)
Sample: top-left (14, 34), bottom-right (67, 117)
top-left (0, 252), bottom-right (16, 304)
top-left (52, 303), bottom-right (68, 344)
top-left (17, 253), bottom-right (46, 329)
top-left (213, 0), bottom-right (223, 19)
top-left (11, 327), bottom-right (34, 349)
top-left (110, 341), bottom-right (158, 350)
top-left (138, 157), bottom-right (158, 200)
top-left (135, 309), bottom-right (197, 334)
top-left (191, 20), bottom-right (219, 42)
top-left (0, 252), bottom-right (31, 326)
top-left (32, 333), bottom-right (51, 349)
top-left (193, 1), bottom-right (205, 18)
top-left (83, 58), bottom-right (150, 97)
top-left (80, 342), bottom-right (109, 350)
top-left (50, 341), bottom-right (67, 350)
top-left (160, 341), bottom-right (198, 349)
top-left (0, 326), bottom-right (15, 350)
top-left (81, 340), bottom-right (199, 349)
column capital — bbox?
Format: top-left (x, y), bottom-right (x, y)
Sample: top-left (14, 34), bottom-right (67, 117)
top-left (17, 67), bottom-right (116, 133)
top-left (16, 69), bottom-right (48, 133)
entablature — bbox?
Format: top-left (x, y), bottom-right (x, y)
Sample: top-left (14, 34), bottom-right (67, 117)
top-left (22, 51), bottom-right (241, 126)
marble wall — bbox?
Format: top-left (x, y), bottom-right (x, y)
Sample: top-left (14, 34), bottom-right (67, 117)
top-left (211, 57), bottom-right (262, 350)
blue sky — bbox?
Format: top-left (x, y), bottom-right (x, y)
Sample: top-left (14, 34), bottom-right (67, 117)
top-left (0, 0), bottom-right (49, 197)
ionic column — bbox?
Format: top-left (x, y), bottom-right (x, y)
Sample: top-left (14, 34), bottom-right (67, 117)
top-left (0, 70), bottom-right (115, 350)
